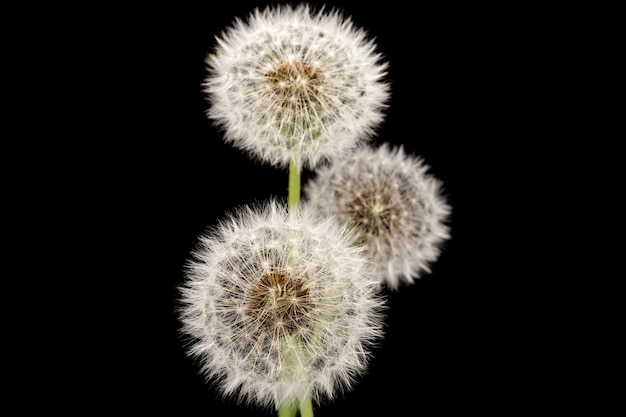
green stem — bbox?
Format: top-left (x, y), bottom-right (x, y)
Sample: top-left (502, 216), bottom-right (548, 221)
top-left (300, 396), bottom-right (314, 417)
top-left (277, 397), bottom-right (314, 417)
top-left (283, 157), bottom-right (313, 417)
top-left (288, 158), bottom-right (301, 213)
top-left (278, 403), bottom-right (297, 417)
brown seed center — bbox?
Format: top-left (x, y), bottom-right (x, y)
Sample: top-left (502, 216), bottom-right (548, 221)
top-left (248, 271), bottom-right (313, 334)
top-left (348, 191), bottom-right (396, 236)
top-left (266, 61), bottom-right (324, 107)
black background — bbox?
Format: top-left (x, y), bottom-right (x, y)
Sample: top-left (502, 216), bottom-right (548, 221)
top-left (47, 1), bottom-right (562, 414)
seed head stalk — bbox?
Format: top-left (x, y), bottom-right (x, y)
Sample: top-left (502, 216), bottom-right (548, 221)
top-left (282, 154), bottom-right (314, 417)
top-left (288, 157), bottom-right (301, 213)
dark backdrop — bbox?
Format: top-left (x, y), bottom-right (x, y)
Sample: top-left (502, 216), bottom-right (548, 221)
top-left (63, 1), bottom-right (548, 415)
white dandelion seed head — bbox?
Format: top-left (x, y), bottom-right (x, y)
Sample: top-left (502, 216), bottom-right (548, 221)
top-left (178, 199), bottom-right (386, 411)
top-left (203, 3), bottom-right (390, 170)
top-left (304, 143), bottom-right (452, 290)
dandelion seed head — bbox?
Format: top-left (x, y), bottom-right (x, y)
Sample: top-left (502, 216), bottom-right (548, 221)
top-left (203, 3), bottom-right (390, 169)
top-left (178, 199), bottom-right (386, 410)
top-left (304, 143), bottom-right (452, 290)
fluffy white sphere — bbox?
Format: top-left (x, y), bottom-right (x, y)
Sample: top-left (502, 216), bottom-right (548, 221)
top-left (178, 199), bottom-right (386, 411)
top-left (203, 3), bottom-right (390, 169)
top-left (304, 143), bottom-right (452, 290)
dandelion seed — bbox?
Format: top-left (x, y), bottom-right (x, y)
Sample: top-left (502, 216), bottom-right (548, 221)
top-left (304, 143), bottom-right (452, 290)
top-left (203, 3), bottom-right (390, 170)
top-left (178, 199), bottom-right (386, 411)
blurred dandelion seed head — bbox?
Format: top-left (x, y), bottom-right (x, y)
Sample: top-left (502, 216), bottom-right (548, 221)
top-left (304, 144), bottom-right (452, 290)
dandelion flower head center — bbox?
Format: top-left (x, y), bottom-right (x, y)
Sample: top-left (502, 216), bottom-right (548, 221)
top-left (348, 187), bottom-right (402, 237)
top-left (266, 61), bottom-right (325, 110)
top-left (248, 270), bottom-right (314, 334)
